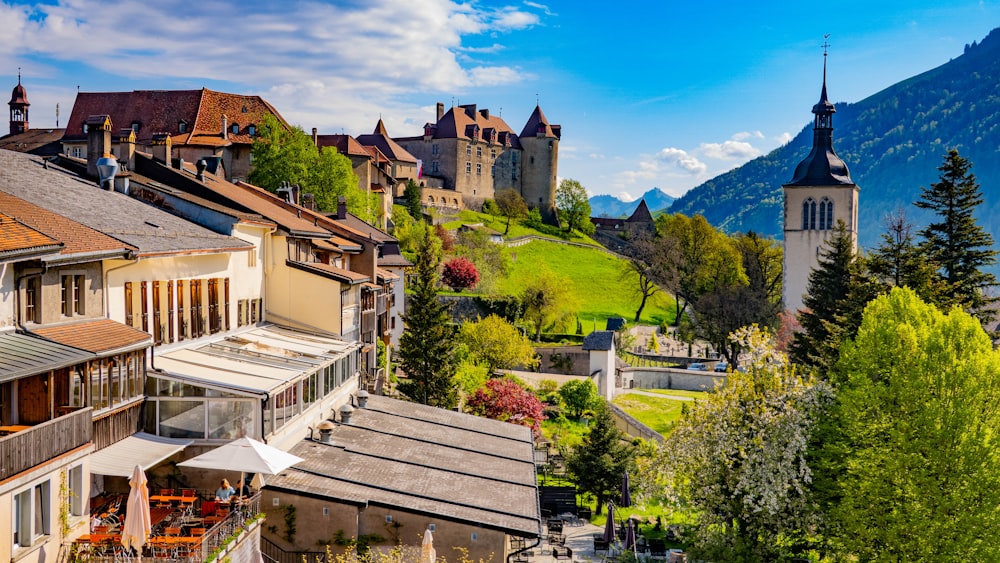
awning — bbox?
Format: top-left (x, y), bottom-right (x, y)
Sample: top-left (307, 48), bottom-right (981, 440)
top-left (89, 432), bottom-right (192, 477)
top-left (0, 331), bottom-right (94, 383)
top-left (32, 318), bottom-right (152, 355)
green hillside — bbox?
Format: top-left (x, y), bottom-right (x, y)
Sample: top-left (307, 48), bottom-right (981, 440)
top-left (501, 239), bottom-right (675, 331)
top-left (668, 27), bottom-right (1000, 253)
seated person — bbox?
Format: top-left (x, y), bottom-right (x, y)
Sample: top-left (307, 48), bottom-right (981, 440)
top-left (237, 477), bottom-right (252, 497)
top-left (215, 479), bottom-right (236, 502)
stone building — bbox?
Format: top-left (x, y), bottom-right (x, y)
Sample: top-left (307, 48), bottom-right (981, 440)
top-left (782, 56), bottom-right (859, 312)
top-left (395, 102), bottom-right (561, 222)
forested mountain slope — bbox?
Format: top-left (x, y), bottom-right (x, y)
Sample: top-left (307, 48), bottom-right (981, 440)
top-left (668, 27), bottom-right (1000, 250)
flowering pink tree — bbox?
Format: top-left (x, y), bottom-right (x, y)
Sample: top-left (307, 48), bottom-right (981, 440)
top-left (466, 378), bottom-right (546, 435)
top-left (442, 257), bottom-right (479, 292)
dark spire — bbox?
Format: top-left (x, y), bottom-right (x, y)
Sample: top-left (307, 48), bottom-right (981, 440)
top-left (787, 36), bottom-right (853, 186)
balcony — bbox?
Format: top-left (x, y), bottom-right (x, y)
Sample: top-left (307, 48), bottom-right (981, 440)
top-left (92, 399), bottom-right (144, 451)
top-left (361, 310), bottom-right (377, 342)
top-left (0, 406), bottom-right (92, 481)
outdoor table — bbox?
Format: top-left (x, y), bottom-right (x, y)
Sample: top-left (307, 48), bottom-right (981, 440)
top-left (0, 424), bottom-right (31, 436)
top-left (149, 495), bottom-right (197, 505)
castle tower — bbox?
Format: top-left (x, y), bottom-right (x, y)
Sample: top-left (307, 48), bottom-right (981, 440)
top-left (518, 104), bottom-right (560, 224)
top-left (782, 50), bottom-right (859, 312)
top-left (8, 70), bottom-right (29, 135)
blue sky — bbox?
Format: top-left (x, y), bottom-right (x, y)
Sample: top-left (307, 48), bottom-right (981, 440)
top-left (2, 1), bottom-right (998, 200)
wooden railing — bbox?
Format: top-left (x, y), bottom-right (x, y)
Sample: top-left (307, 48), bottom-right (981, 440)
top-left (0, 407), bottom-right (92, 481)
top-left (360, 310), bottom-right (377, 343)
top-left (92, 400), bottom-right (143, 451)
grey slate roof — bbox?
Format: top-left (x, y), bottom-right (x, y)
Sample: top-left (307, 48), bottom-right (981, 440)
top-left (0, 331), bottom-right (94, 383)
top-left (0, 150), bottom-right (251, 255)
top-left (582, 330), bottom-right (615, 351)
top-left (605, 317), bottom-right (627, 331)
top-left (266, 394), bottom-right (540, 537)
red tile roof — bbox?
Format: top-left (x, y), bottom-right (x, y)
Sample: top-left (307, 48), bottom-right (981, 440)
top-left (356, 119), bottom-right (418, 163)
top-left (0, 191), bottom-right (135, 256)
top-left (62, 89), bottom-right (287, 147)
top-left (33, 318), bottom-right (152, 354)
top-left (316, 134), bottom-right (371, 158)
top-left (287, 260), bottom-right (370, 285)
top-left (427, 104), bottom-right (521, 148)
top-left (0, 211), bottom-right (61, 254)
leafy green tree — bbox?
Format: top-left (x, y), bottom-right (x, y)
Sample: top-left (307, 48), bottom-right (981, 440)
top-left (915, 148), bottom-right (998, 323)
top-left (403, 179), bottom-right (423, 220)
top-left (655, 213), bottom-right (745, 326)
top-left (454, 228), bottom-right (509, 294)
top-left (398, 224), bottom-right (457, 408)
top-left (662, 326), bottom-right (833, 562)
top-left (789, 221), bottom-right (879, 375)
top-left (817, 288), bottom-right (1000, 561)
top-left (557, 379), bottom-right (599, 418)
top-left (249, 114), bottom-right (376, 223)
top-left (620, 230), bottom-right (676, 322)
top-left (566, 402), bottom-right (637, 515)
top-left (555, 179), bottom-right (594, 234)
top-left (521, 269), bottom-right (577, 341)
top-left (459, 314), bottom-right (538, 373)
top-left (494, 188), bottom-right (528, 235)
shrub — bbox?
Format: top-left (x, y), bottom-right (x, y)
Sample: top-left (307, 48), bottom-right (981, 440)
top-left (442, 257), bottom-right (479, 291)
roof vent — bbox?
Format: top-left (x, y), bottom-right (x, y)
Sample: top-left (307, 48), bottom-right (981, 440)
top-left (96, 156), bottom-right (118, 190)
top-left (196, 158), bottom-right (207, 181)
top-left (316, 420), bottom-right (336, 444)
top-left (339, 403), bottom-right (355, 425)
top-left (356, 389), bottom-right (369, 408)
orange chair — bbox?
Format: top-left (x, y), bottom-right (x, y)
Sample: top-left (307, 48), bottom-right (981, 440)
top-left (164, 527), bottom-right (181, 537)
top-left (190, 527), bottom-right (207, 537)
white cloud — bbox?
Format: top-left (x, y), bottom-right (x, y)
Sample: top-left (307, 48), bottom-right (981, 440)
top-left (698, 140), bottom-right (761, 160)
top-left (0, 0), bottom-right (543, 133)
top-left (657, 147), bottom-right (708, 174)
top-left (775, 132), bottom-right (793, 145)
top-left (523, 1), bottom-right (556, 15)
top-left (731, 130), bottom-right (764, 141)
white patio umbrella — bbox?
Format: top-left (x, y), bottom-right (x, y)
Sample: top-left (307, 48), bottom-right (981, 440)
top-left (420, 528), bottom-right (436, 563)
top-left (177, 437), bottom-right (304, 498)
top-left (121, 464), bottom-right (152, 555)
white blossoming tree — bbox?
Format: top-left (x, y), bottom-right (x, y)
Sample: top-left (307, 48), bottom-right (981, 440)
top-left (660, 325), bottom-right (833, 562)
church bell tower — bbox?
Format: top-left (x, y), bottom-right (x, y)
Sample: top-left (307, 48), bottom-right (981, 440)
top-left (782, 41), bottom-right (859, 312)
top-left (8, 70), bottom-right (29, 136)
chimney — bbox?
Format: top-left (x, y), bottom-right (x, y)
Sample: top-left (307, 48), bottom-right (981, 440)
top-left (86, 115), bottom-right (113, 179)
top-left (480, 108), bottom-right (489, 120)
top-left (337, 195), bottom-right (347, 220)
top-left (221, 114), bottom-right (228, 140)
top-left (196, 158), bottom-right (207, 181)
top-left (316, 420), bottom-right (336, 444)
top-left (356, 389), bottom-right (369, 409)
top-left (116, 128), bottom-right (136, 171)
top-left (436, 102), bottom-right (444, 123)
top-left (202, 155), bottom-right (222, 175)
top-left (312, 127), bottom-right (318, 147)
top-left (302, 193), bottom-right (317, 211)
top-left (339, 403), bottom-right (354, 425)
top-left (150, 132), bottom-right (172, 164)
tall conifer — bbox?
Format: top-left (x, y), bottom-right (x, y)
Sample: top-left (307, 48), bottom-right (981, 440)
top-left (398, 224), bottom-right (457, 408)
top-left (915, 149), bottom-right (998, 322)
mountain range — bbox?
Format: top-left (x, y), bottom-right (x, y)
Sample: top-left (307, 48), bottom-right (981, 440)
top-left (668, 27), bottom-right (1000, 251)
top-left (589, 187), bottom-right (675, 218)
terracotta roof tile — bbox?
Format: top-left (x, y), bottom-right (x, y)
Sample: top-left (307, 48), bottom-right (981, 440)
top-left (427, 104), bottom-right (521, 148)
top-left (0, 211), bottom-right (61, 254)
top-left (316, 134), bottom-right (371, 158)
top-left (0, 191), bottom-right (134, 256)
top-left (62, 89), bottom-right (287, 147)
top-left (32, 318), bottom-right (152, 354)
top-left (519, 104), bottom-right (560, 139)
top-left (228, 181), bottom-right (333, 236)
top-left (287, 260), bottom-right (369, 284)
top-left (356, 120), bottom-right (418, 163)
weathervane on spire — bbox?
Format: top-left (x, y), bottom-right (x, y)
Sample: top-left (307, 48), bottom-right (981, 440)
top-left (17, 66), bottom-right (21, 84)
top-left (823, 34), bottom-right (830, 57)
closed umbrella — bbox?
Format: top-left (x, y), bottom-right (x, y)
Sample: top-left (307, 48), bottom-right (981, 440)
top-left (250, 472), bottom-right (266, 491)
top-left (620, 471), bottom-right (632, 508)
top-left (121, 465), bottom-right (152, 555)
top-left (623, 519), bottom-right (637, 553)
top-left (602, 503), bottom-right (617, 543)
top-left (420, 528), bottom-right (436, 563)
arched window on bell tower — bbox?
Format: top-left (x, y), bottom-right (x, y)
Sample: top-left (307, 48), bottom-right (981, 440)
top-left (802, 198), bottom-right (817, 230)
top-left (819, 197), bottom-right (834, 230)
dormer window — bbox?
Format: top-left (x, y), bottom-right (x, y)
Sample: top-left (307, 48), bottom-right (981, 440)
top-left (131, 121), bottom-right (141, 133)
top-left (248, 125), bottom-right (256, 136)
top-left (241, 106), bottom-right (248, 113)
top-left (231, 124), bottom-right (240, 135)
top-left (82, 123), bottom-right (88, 134)
top-left (178, 121), bottom-right (188, 133)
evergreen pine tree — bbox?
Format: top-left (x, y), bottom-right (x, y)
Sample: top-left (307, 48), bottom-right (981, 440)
top-left (565, 403), bottom-right (636, 515)
top-left (397, 224), bottom-right (458, 408)
top-left (404, 179), bottom-right (423, 220)
top-left (789, 221), bottom-right (878, 376)
top-left (915, 149), bottom-right (998, 323)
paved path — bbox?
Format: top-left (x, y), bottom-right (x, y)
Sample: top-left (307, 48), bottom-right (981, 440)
top-left (621, 389), bottom-right (695, 401)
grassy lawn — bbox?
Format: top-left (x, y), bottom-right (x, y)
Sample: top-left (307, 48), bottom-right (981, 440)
top-left (612, 391), bottom-right (705, 436)
top-left (501, 239), bottom-right (676, 331)
top-left (442, 210), bottom-right (600, 246)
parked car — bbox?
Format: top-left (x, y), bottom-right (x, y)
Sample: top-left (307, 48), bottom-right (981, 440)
top-left (687, 362), bottom-right (708, 371)
top-left (714, 362), bottom-right (728, 372)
